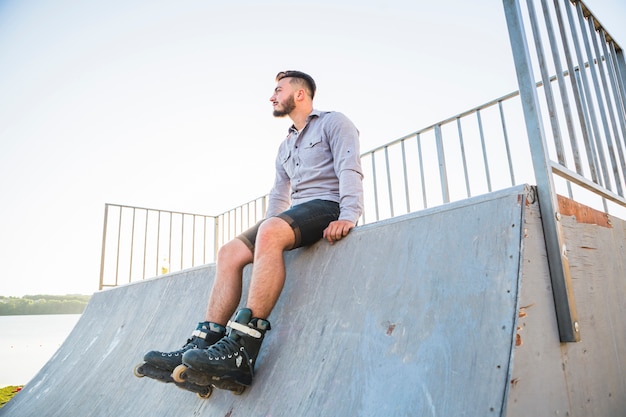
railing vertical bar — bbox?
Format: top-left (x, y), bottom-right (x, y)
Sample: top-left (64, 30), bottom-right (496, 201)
top-left (568, 0), bottom-right (605, 185)
top-left (128, 209), bottom-right (136, 283)
top-left (168, 212), bottom-right (172, 274)
top-left (241, 206), bottom-right (244, 235)
top-left (457, 118), bottom-right (471, 198)
top-left (214, 216), bottom-right (220, 261)
top-left (114, 206), bottom-right (122, 287)
top-left (599, 33), bottom-right (626, 189)
top-left (401, 139), bottom-right (411, 213)
top-left (476, 110), bottom-right (492, 192)
top-left (574, 68), bottom-right (602, 182)
top-left (611, 44), bottom-right (626, 107)
top-left (554, 0), bottom-right (598, 183)
top-left (528, 0), bottom-right (568, 166)
top-left (228, 211), bottom-right (232, 243)
top-left (576, 2), bottom-right (612, 190)
top-left (384, 146), bottom-right (394, 217)
top-left (544, 0), bottom-right (583, 172)
top-left (434, 124), bottom-right (450, 203)
top-left (203, 216), bottom-right (207, 265)
top-left (417, 134), bottom-right (427, 208)
top-left (98, 204), bottom-right (109, 290)
top-left (360, 156), bottom-right (368, 225)
top-left (192, 215), bottom-right (196, 267)
top-left (371, 152), bottom-right (380, 222)
top-left (142, 209), bottom-right (148, 279)
top-left (228, 211), bottom-right (231, 242)
top-left (262, 196), bottom-right (267, 220)
top-left (608, 43), bottom-right (626, 150)
top-left (223, 213), bottom-right (227, 245)
top-left (581, 10), bottom-right (620, 193)
top-left (499, 101), bottom-right (516, 185)
top-left (180, 214), bottom-right (184, 270)
top-left (247, 203), bottom-right (251, 230)
top-left (156, 211), bottom-right (161, 275)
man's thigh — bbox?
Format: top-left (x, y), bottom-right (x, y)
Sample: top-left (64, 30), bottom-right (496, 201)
top-left (236, 199), bottom-right (340, 252)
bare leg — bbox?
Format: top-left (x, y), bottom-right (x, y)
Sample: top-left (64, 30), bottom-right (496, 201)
top-left (204, 238), bottom-right (254, 325)
top-left (246, 217), bottom-right (295, 319)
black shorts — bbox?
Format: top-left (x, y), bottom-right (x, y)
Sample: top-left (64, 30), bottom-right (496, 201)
top-left (237, 199), bottom-right (340, 253)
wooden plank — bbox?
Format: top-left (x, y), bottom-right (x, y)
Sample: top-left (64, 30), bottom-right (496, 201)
top-left (558, 194), bottom-right (612, 228)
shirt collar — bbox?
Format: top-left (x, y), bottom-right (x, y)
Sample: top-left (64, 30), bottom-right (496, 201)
top-left (288, 109), bottom-right (321, 134)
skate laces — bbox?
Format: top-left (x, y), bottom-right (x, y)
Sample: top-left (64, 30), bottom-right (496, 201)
top-left (182, 337), bottom-right (197, 349)
top-left (207, 337), bottom-right (242, 359)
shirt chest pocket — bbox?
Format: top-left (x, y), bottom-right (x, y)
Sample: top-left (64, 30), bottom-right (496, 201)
top-left (279, 149), bottom-right (296, 177)
top-left (300, 137), bottom-right (328, 167)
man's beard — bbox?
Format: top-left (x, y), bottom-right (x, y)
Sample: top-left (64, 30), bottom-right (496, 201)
top-left (273, 95), bottom-right (296, 117)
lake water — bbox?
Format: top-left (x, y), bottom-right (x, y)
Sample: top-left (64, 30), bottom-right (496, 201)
top-left (0, 314), bottom-right (81, 387)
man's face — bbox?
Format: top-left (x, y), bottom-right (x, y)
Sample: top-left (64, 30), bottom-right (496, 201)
top-left (270, 78), bottom-right (296, 117)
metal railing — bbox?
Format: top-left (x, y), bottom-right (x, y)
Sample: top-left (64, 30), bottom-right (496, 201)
top-left (509, 0), bottom-right (626, 207)
top-left (359, 91), bottom-right (531, 224)
top-left (504, 0), bottom-right (625, 342)
top-left (98, 90), bottom-right (535, 290)
top-left (100, 0), bottom-right (626, 340)
top-left (99, 204), bottom-right (217, 289)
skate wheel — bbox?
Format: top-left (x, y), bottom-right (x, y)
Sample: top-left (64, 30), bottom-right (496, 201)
top-left (133, 364), bottom-right (145, 378)
top-left (232, 385), bottom-right (246, 395)
top-left (172, 364), bottom-right (188, 383)
top-left (197, 386), bottom-right (213, 399)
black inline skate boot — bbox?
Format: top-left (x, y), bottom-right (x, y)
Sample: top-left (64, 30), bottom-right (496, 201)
top-left (179, 308), bottom-right (271, 387)
top-left (134, 321), bottom-right (225, 388)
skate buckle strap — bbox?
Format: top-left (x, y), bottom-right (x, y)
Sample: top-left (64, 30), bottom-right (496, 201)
top-left (227, 321), bottom-right (262, 338)
top-left (191, 330), bottom-right (208, 339)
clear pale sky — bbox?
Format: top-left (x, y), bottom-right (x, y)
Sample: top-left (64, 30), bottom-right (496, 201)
top-left (1, 0), bottom-right (624, 296)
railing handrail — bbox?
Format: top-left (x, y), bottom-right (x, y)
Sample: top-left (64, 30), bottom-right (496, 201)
top-left (103, 203), bottom-right (216, 218)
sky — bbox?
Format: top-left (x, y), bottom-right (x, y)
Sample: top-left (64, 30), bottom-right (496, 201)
top-left (1, 0), bottom-right (625, 297)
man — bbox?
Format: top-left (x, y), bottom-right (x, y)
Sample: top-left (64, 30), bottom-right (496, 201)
top-left (141, 70), bottom-right (363, 388)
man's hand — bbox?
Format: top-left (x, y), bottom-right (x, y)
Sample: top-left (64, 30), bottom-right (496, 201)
top-left (323, 220), bottom-right (356, 245)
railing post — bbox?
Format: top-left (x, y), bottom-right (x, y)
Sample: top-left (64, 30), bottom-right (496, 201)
top-left (99, 204), bottom-right (109, 291)
top-left (503, 0), bottom-right (580, 342)
top-left (615, 47), bottom-right (626, 117)
top-left (214, 216), bottom-right (220, 262)
top-left (434, 124), bottom-right (450, 203)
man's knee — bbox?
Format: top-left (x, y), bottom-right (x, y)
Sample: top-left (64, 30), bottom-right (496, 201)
top-left (256, 217), bottom-right (295, 251)
top-left (217, 238), bottom-right (253, 267)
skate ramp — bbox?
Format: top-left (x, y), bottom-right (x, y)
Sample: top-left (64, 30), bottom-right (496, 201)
top-left (2, 186), bottom-right (528, 416)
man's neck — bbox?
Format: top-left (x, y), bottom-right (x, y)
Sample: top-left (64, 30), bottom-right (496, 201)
top-left (290, 106), bottom-right (313, 131)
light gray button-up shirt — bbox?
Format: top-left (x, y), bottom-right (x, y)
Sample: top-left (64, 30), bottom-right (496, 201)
top-left (266, 110), bottom-right (364, 224)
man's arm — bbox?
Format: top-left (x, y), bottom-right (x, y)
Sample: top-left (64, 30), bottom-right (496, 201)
top-left (324, 112), bottom-right (364, 243)
top-left (265, 148), bottom-right (291, 218)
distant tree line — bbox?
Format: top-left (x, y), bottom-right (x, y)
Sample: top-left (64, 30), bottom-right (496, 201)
top-left (0, 295), bottom-right (91, 315)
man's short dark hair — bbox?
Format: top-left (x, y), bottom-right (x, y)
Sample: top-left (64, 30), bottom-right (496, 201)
top-left (276, 70), bottom-right (316, 99)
